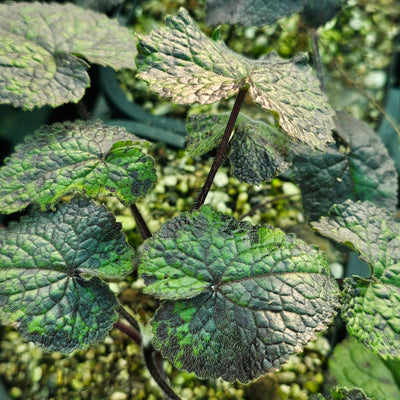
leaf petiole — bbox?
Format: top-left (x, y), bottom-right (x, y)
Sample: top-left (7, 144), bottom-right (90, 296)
top-left (192, 86), bottom-right (249, 209)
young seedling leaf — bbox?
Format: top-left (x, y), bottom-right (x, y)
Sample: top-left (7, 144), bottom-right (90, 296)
top-left (293, 112), bottom-right (398, 220)
top-left (186, 113), bottom-right (290, 184)
top-left (0, 2), bottom-right (136, 109)
top-left (205, 0), bottom-right (309, 27)
top-left (0, 198), bottom-right (134, 353)
top-left (139, 205), bottom-right (338, 383)
top-left (137, 8), bottom-right (334, 149)
top-left (313, 200), bottom-right (400, 358)
top-left (329, 337), bottom-right (400, 399)
top-left (0, 120), bottom-right (157, 214)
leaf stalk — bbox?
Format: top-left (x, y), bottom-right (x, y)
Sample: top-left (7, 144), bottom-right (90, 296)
top-left (192, 86), bottom-right (249, 210)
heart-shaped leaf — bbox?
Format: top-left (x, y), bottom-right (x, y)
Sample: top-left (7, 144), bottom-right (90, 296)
top-left (0, 120), bottom-right (157, 214)
top-left (205, 0), bottom-right (309, 27)
top-left (137, 8), bottom-right (334, 150)
top-left (0, 2), bottom-right (136, 109)
top-left (313, 200), bottom-right (400, 358)
top-left (0, 198), bottom-right (134, 353)
top-left (139, 205), bottom-right (338, 382)
top-left (186, 113), bottom-right (290, 184)
top-left (293, 112), bottom-right (398, 220)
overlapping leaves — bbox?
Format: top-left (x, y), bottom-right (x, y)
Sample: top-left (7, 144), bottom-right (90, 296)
top-left (0, 2), bottom-right (136, 109)
top-left (0, 198), bottom-right (134, 353)
top-left (293, 112), bottom-right (398, 220)
top-left (186, 113), bottom-right (291, 184)
top-left (313, 200), bottom-right (400, 358)
top-left (0, 120), bottom-right (156, 214)
top-left (139, 205), bottom-right (338, 382)
top-left (137, 8), bottom-right (334, 149)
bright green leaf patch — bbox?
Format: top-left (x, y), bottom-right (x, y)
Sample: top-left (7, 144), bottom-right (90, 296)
top-left (0, 120), bottom-right (157, 214)
top-left (313, 200), bottom-right (400, 358)
top-left (0, 198), bottom-right (134, 353)
top-left (139, 205), bottom-right (339, 382)
top-left (0, 2), bottom-right (136, 109)
top-left (137, 8), bottom-right (334, 149)
top-left (187, 113), bottom-right (290, 184)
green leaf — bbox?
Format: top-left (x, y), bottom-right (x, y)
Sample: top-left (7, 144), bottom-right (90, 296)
top-left (139, 205), bottom-right (338, 382)
top-left (0, 120), bottom-right (157, 214)
top-left (186, 113), bottom-right (290, 184)
top-left (329, 337), bottom-right (400, 400)
top-left (313, 200), bottom-right (400, 358)
top-left (293, 112), bottom-right (398, 220)
top-left (312, 200), bottom-right (400, 277)
top-left (0, 198), bottom-right (134, 353)
top-left (205, 0), bottom-right (309, 27)
top-left (137, 8), bottom-right (334, 150)
top-left (0, 2), bottom-right (136, 109)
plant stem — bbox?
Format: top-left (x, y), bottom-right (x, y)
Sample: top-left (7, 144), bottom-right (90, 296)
top-left (310, 29), bottom-right (325, 92)
top-left (192, 86), bottom-right (249, 210)
top-left (114, 320), bottom-right (142, 346)
top-left (143, 343), bottom-right (182, 400)
top-left (130, 203), bottom-right (152, 240)
top-left (77, 99), bottom-right (91, 121)
top-left (117, 305), bottom-right (142, 344)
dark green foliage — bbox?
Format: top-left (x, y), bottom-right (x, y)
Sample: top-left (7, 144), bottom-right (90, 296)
top-left (293, 112), bottom-right (398, 220)
top-left (186, 113), bottom-right (291, 184)
top-left (139, 205), bottom-right (338, 382)
top-left (0, 198), bottom-right (134, 353)
top-left (0, 120), bottom-right (157, 214)
top-left (313, 200), bottom-right (400, 358)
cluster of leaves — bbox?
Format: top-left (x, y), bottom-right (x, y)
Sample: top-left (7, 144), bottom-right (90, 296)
top-left (0, 1), bottom-right (399, 400)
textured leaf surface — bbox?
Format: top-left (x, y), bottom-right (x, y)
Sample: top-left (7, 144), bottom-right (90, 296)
top-left (313, 200), bottom-right (400, 358)
top-left (139, 205), bottom-right (338, 382)
top-left (186, 113), bottom-right (290, 183)
top-left (137, 8), bottom-right (334, 149)
top-left (329, 337), bottom-right (400, 400)
top-left (0, 120), bottom-right (156, 214)
top-left (293, 112), bottom-right (398, 220)
top-left (312, 200), bottom-right (400, 277)
top-left (302, 0), bottom-right (344, 28)
top-left (0, 198), bottom-right (134, 353)
top-left (206, 0), bottom-right (309, 27)
top-left (0, 2), bottom-right (136, 109)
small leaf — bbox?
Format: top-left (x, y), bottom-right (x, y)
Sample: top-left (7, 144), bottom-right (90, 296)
top-left (0, 120), bottom-right (157, 214)
top-left (329, 337), bottom-right (400, 399)
top-left (139, 205), bottom-right (338, 382)
top-left (186, 113), bottom-right (290, 184)
top-left (0, 198), bottom-right (134, 353)
top-left (137, 8), bottom-right (334, 149)
top-left (206, 0), bottom-right (309, 27)
top-left (0, 2), bottom-right (136, 109)
top-left (293, 112), bottom-right (398, 220)
top-left (313, 200), bottom-right (400, 358)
